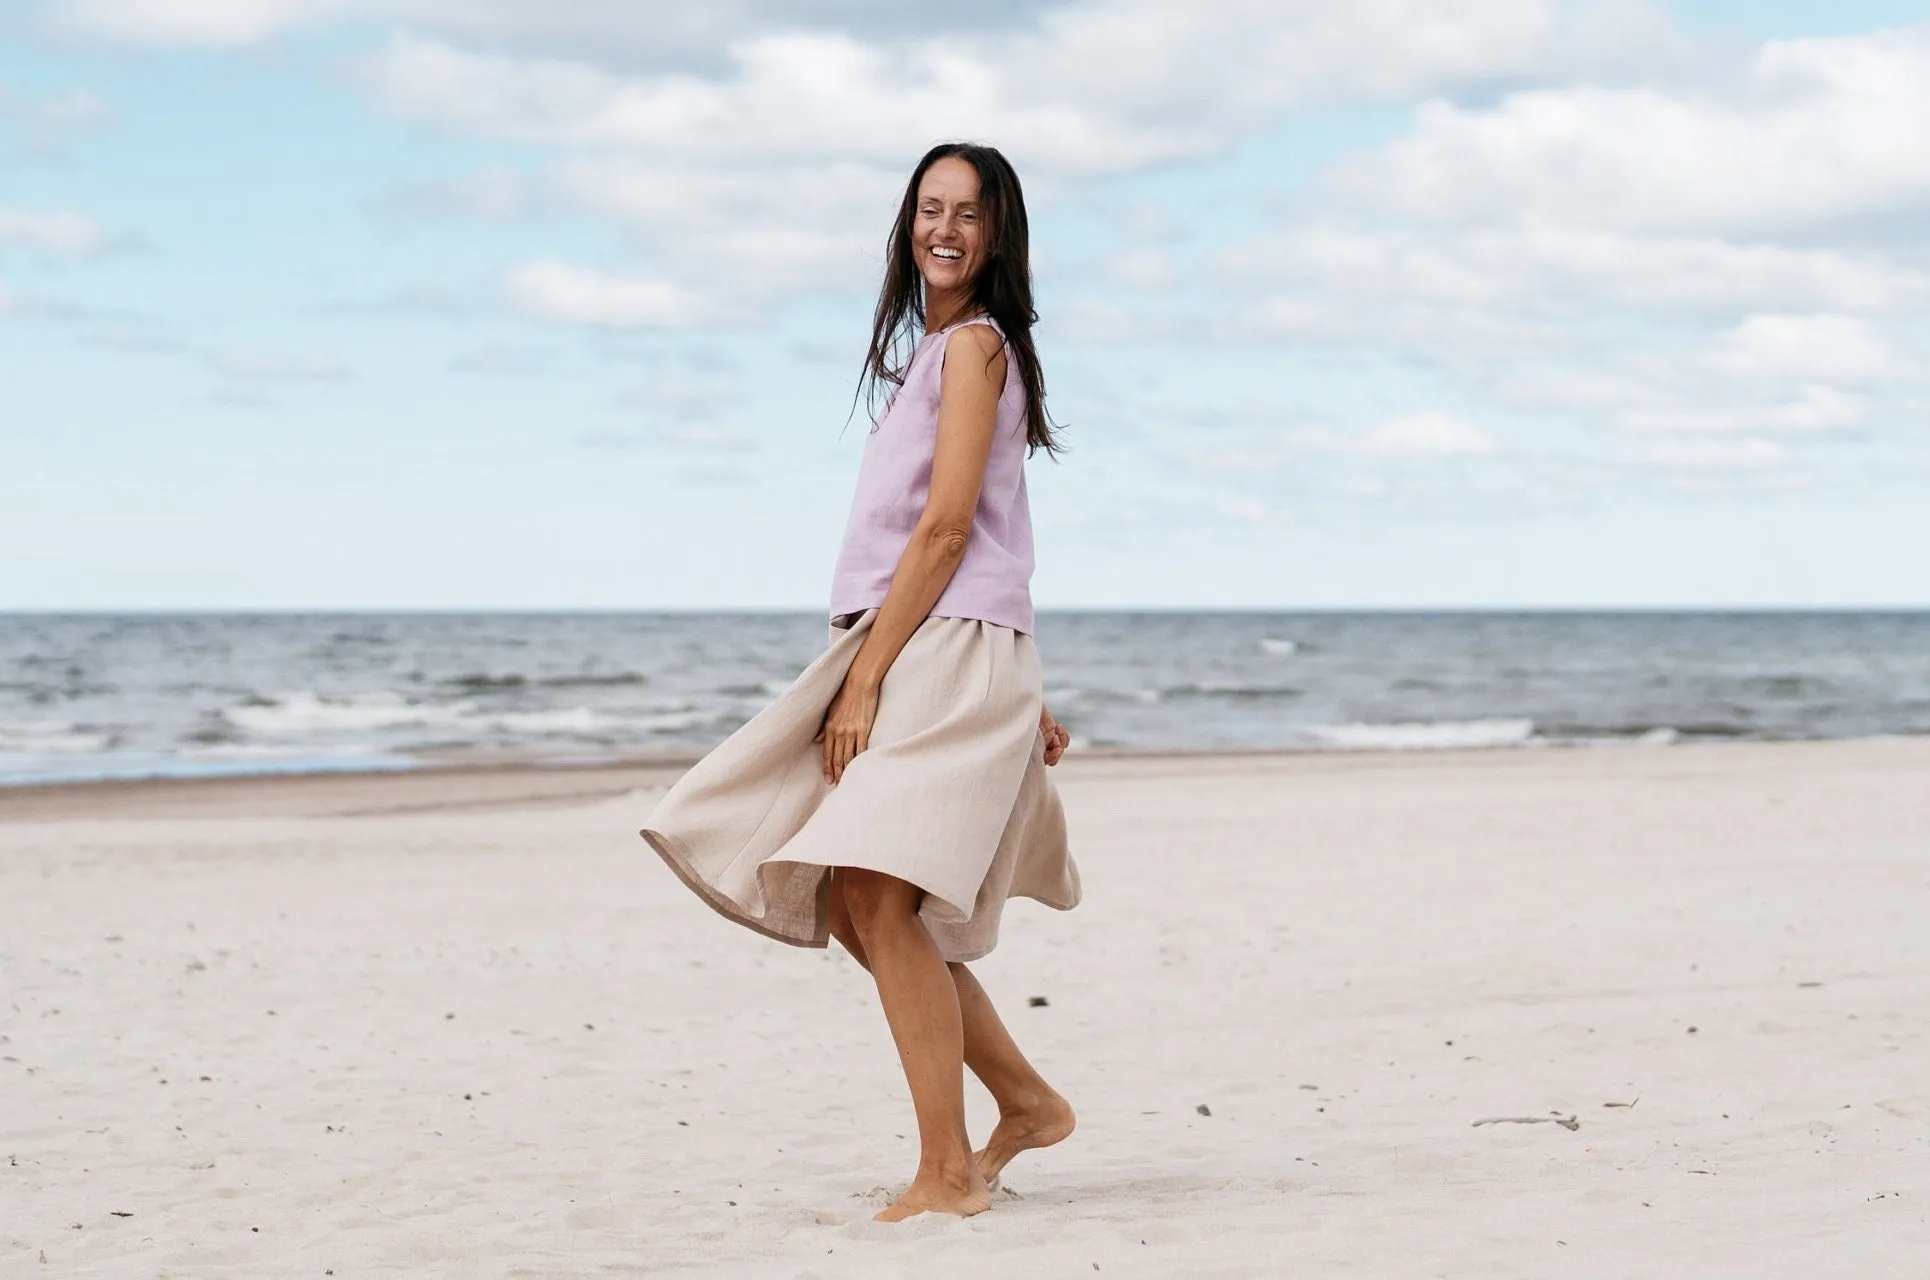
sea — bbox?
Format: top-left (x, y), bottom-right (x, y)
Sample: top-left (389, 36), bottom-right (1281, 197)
top-left (1, 611), bottom-right (1927, 786)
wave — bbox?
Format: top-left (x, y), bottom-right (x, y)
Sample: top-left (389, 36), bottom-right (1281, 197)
top-left (1258, 637), bottom-right (1298, 657)
top-left (443, 672), bottom-right (649, 691)
top-left (540, 672), bottom-right (649, 689)
top-left (0, 720), bottom-right (120, 755)
top-left (215, 695), bottom-right (721, 745)
top-left (488, 707), bottom-right (621, 735)
top-left (443, 674), bottom-right (527, 690)
top-left (718, 680), bottom-right (795, 699)
top-left (1306, 718), bottom-right (1538, 750)
top-left (221, 692), bottom-right (627, 739)
top-left (1162, 682), bottom-right (1303, 700)
top-left (224, 692), bottom-right (469, 734)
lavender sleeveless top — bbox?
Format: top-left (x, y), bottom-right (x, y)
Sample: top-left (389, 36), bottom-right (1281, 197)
top-left (829, 315), bottom-right (1036, 635)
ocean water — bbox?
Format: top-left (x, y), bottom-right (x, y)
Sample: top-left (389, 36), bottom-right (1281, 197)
top-left (1, 611), bottom-right (1927, 785)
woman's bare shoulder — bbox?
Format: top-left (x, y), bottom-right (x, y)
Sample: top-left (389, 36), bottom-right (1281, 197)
top-left (943, 319), bottom-right (1007, 371)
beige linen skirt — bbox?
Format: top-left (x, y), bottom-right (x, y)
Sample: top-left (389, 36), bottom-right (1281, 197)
top-left (640, 609), bottom-right (1079, 963)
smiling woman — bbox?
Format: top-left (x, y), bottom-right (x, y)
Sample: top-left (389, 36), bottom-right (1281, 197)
top-left (860, 143), bottom-right (1058, 457)
top-left (639, 143), bottom-right (1080, 1224)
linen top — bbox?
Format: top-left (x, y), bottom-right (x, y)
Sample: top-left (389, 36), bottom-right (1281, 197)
top-left (829, 315), bottom-right (1037, 635)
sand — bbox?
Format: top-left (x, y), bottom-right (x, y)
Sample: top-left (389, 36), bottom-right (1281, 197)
top-left (2, 740), bottom-right (1926, 1278)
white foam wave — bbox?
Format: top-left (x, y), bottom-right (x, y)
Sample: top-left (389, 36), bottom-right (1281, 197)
top-left (638, 711), bottom-right (713, 733)
top-left (1635, 726), bottom-right (1680, 746)
top-left (489, 707), bottom-right (619, 735)
top-left (1307, 718), bottom-right (1538, 751)
top-left (0, 720), bottom-right (117, 754)
top-left (1167, 681), bottom-right (1300, 698)
top-left (224, 692), bottom-right (467, 734)
top-left (1259, 637), bottom-right (1298, 657)
top-left (223, 693), bottom-right (622, 739)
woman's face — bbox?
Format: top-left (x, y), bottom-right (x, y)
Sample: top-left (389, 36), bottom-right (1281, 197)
top-left (913, 157), bottom-right (989, 296)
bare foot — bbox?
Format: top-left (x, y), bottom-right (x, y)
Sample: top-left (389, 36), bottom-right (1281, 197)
top-left (975, 1090), bottom-right (1076, 1184)
top-left (874, 1165), bottom-right (992, 1222)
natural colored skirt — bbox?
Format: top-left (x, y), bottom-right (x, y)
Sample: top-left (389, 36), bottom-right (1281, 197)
top-left (640, 609), bottom-right (1079, 963)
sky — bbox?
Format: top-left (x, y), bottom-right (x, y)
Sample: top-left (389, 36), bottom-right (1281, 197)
top-left (3, 0), bottom-right (1928, 611)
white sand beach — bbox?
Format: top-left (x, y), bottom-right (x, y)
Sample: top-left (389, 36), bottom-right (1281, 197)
top-left (3, 740), bottom-right (1926, 1278)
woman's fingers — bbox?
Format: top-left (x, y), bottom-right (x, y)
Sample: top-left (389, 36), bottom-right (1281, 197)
top-left (821, 719), bottom-right (872, 785)
top-left (819, 680), bottom-right (882, 785)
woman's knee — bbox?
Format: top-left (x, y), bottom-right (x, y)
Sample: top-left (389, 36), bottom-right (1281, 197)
top-left (839, 868), bottom-right (919, 936)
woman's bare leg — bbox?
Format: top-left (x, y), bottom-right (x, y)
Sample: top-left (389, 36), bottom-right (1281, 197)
top-left (827, 870), bottom-right (1073, 1186)
top-left (837, 868), bottom-right (990, 1222)
top-left (825, 868), bottom-right (873, 969)
top-left (949, 962), bottom-right (1076, 1183)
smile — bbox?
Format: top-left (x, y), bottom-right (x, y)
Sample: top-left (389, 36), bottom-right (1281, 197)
top-left (930, 247), bottom-right (963, 261)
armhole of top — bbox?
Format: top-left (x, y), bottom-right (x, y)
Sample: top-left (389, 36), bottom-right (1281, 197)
top-left (936, 318), bottom-right (1008, 385)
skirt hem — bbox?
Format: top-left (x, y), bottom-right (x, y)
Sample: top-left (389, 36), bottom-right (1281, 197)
top-left (642, 824), bottom-right (1075, 963)
top-left (640, 826), bottom-right (829, 950)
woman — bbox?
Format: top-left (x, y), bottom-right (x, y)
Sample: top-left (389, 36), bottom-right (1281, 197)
top-left (640, 142), bottom-right (1080, 1222)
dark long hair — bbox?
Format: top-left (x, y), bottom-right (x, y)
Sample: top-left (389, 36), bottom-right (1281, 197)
top-left (859, 142), bottom-right (1059, 455)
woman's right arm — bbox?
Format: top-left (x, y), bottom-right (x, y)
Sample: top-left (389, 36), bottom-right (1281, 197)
top-left (818, 323), bottom-right (1008, 784)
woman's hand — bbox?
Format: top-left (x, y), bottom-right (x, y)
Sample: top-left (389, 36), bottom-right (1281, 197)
top-left (817, 674), bottom-right (881, 785)
top-left (1040, 705), bottom-right (1071, 766)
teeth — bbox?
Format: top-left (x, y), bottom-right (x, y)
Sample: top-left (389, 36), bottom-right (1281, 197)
top-left (932, 247), bottom-right (963, 260)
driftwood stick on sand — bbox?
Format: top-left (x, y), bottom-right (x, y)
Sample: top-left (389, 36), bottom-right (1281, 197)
top-left (1472, 1115), bottom-right (1581, 1131)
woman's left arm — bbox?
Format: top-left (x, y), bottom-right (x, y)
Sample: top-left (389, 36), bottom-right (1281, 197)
top-left (819, 324), bottom-right (1006, 783)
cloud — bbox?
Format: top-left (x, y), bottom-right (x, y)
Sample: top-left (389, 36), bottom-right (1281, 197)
top-left (321, 280), bottom-right (490, 316)
top-left (0, 283), bottom-right (91, 321)
top-left (378, 164), bottom-right (540, 221)
top-left (48, 0), bottom-right (1055, 59)
top-left (356, 1), bottom-right (1587, 172)
top-left (1327, 28), bottom-right (1930, 235)
top-left (1626, 437), bottom-right (1786, 471)
top-left (81, 322), bottom-right (184, 354)
top-left (53, 0), bottom-right (1680, 334)
top-left (1214, 19), bottom-right (1930, 495)
top-left (0, 206), bottom-right (104, 257)
top-left (449, 344), bottom-right (553, 375)
top-left (211, 350), bottom-right (352, 380)
top-left (1229, 224), bottom-right (1930, 329)
top-left (52, 0), bottom-right (335, 45)
top-left (0, 84), bottom-right (113, 153)
top-left (331, 2), bottom-right (1655, 321)
top-left (1612, 384), bottom-right (1870, 436)
top-left (615, 370), bottom-right (738, 418)
top-left (656, 423), bottom-right (758, 450)
top-left (502, 258), bottom-right (696, 327)
top-left (1702, 313), bottom-right (1913, 385)
top-left (1364, 412), bottom-right (1499, 456)
top-left (573, 424), bottom-right (758, 452)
